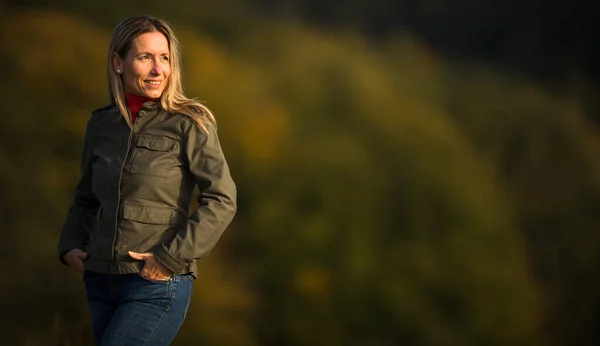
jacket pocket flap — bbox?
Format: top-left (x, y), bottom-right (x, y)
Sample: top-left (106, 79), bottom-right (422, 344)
top-left (123, 202), bottom-right (177, 225)
top-left (135, 135), bottom-right (177, 151)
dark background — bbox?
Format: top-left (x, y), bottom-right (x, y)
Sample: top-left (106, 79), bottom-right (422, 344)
top-left (1, 0), bottom-right (599, 345)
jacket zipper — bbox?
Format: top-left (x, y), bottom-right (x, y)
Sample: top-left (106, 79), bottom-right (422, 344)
top-left (112, 121), bottom-right (134, 261)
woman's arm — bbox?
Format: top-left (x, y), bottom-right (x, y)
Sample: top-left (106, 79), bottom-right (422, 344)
top-left (154, 120), bottom-right (237, 273)
top-left (58, 116), bottom-right (99, 265)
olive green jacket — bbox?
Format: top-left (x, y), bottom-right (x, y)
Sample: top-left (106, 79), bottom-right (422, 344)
top-left (58, 102), bottom-right (237, 277)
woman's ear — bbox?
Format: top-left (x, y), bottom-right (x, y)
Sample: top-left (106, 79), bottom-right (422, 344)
top-left (112, 52), bottom-right (123, 74)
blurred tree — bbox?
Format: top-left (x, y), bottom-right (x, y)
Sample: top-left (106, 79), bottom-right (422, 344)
top-left (228, 24), bottom-right (543, 346)
top-left (443, 69), bottom-right (600, 345)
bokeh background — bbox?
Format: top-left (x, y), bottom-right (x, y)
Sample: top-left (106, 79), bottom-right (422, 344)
top-left (1, 0), bottom-right (599, 345)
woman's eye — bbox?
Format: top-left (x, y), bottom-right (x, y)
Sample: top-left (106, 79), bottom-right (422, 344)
top-left (161, 55), bottom-right (169, 62)
top-left (139, 55), bottom-right (150, 60)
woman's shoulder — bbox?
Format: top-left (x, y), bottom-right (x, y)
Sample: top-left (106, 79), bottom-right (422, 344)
top-left (88, 104), bottom-right (120, 124)
top-left (80, 104), bottom-right (121, 134)
top-left (91, 103), bottom-right (118, 116)
top-left (172, 112), bottom-right (216, 136)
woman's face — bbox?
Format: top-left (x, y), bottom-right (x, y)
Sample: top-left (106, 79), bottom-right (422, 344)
top-left (114, 32), bottom-right (171, 99)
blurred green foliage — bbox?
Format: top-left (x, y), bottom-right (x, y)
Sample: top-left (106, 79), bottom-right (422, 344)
top-left (0, 2), bottom-right (598, 346)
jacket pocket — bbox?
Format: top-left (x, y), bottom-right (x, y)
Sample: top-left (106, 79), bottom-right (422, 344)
top-left (122, 201), bottom-right (178, 225)
top-left (120, 201), bottom-right (180, 257)
top-left (128, 135), bottom-right (178, 178)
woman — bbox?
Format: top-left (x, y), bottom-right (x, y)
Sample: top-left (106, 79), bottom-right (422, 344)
top-left (58, 15), bottom-right (237, 345)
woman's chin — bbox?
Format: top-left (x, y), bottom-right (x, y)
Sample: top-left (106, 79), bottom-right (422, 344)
top-left (142, 90), bottom-right (163, 99)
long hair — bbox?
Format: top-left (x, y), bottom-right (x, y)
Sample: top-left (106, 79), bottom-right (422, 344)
top-left (107, 15), bottom-right (215, 132)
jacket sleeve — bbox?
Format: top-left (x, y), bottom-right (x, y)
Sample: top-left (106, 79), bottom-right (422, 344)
top-left (57, 116), bottom-right (99, 264)
top-left (154, 120), bottom-right (237, 273)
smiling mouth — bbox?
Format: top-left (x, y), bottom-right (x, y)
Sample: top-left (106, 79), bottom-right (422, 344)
top-left (145, 80), bottom-right (162, 86)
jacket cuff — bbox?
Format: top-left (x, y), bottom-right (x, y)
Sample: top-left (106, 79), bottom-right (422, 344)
top-left (154, 245), bottom-right (188, 273)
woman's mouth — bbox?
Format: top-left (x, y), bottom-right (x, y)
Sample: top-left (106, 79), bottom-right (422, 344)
top-left (144, 80), bottom-right (162, 87)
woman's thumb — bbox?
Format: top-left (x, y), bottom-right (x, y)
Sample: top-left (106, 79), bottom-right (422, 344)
top-left (128, 251), bottom-right (150, 260)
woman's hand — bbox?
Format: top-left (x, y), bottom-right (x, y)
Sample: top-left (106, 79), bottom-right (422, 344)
top-left (128, 251), bottom-right (173, 281)
top-left (63, 249), bottom-right (88, 276)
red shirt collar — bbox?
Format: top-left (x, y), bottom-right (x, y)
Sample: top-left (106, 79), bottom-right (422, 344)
top-left (124, 92), bottom-right (157, 115)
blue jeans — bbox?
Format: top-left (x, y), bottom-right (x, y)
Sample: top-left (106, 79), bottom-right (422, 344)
top-left (83, 271), bottom-right (194, 345)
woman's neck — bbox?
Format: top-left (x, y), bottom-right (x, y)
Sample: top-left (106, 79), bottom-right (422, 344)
top-left (124, 92), bottom-right (157, 122)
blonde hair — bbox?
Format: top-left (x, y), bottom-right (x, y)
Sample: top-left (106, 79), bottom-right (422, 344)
top-left (107, 15), bottom-right (215, 132)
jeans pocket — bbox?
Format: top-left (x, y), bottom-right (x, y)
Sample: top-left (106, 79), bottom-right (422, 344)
top-left (133, 273), bottom-right (174, 311)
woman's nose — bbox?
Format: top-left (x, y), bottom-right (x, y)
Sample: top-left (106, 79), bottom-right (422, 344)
top-left (151, 60), bottom-right (163, 75)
